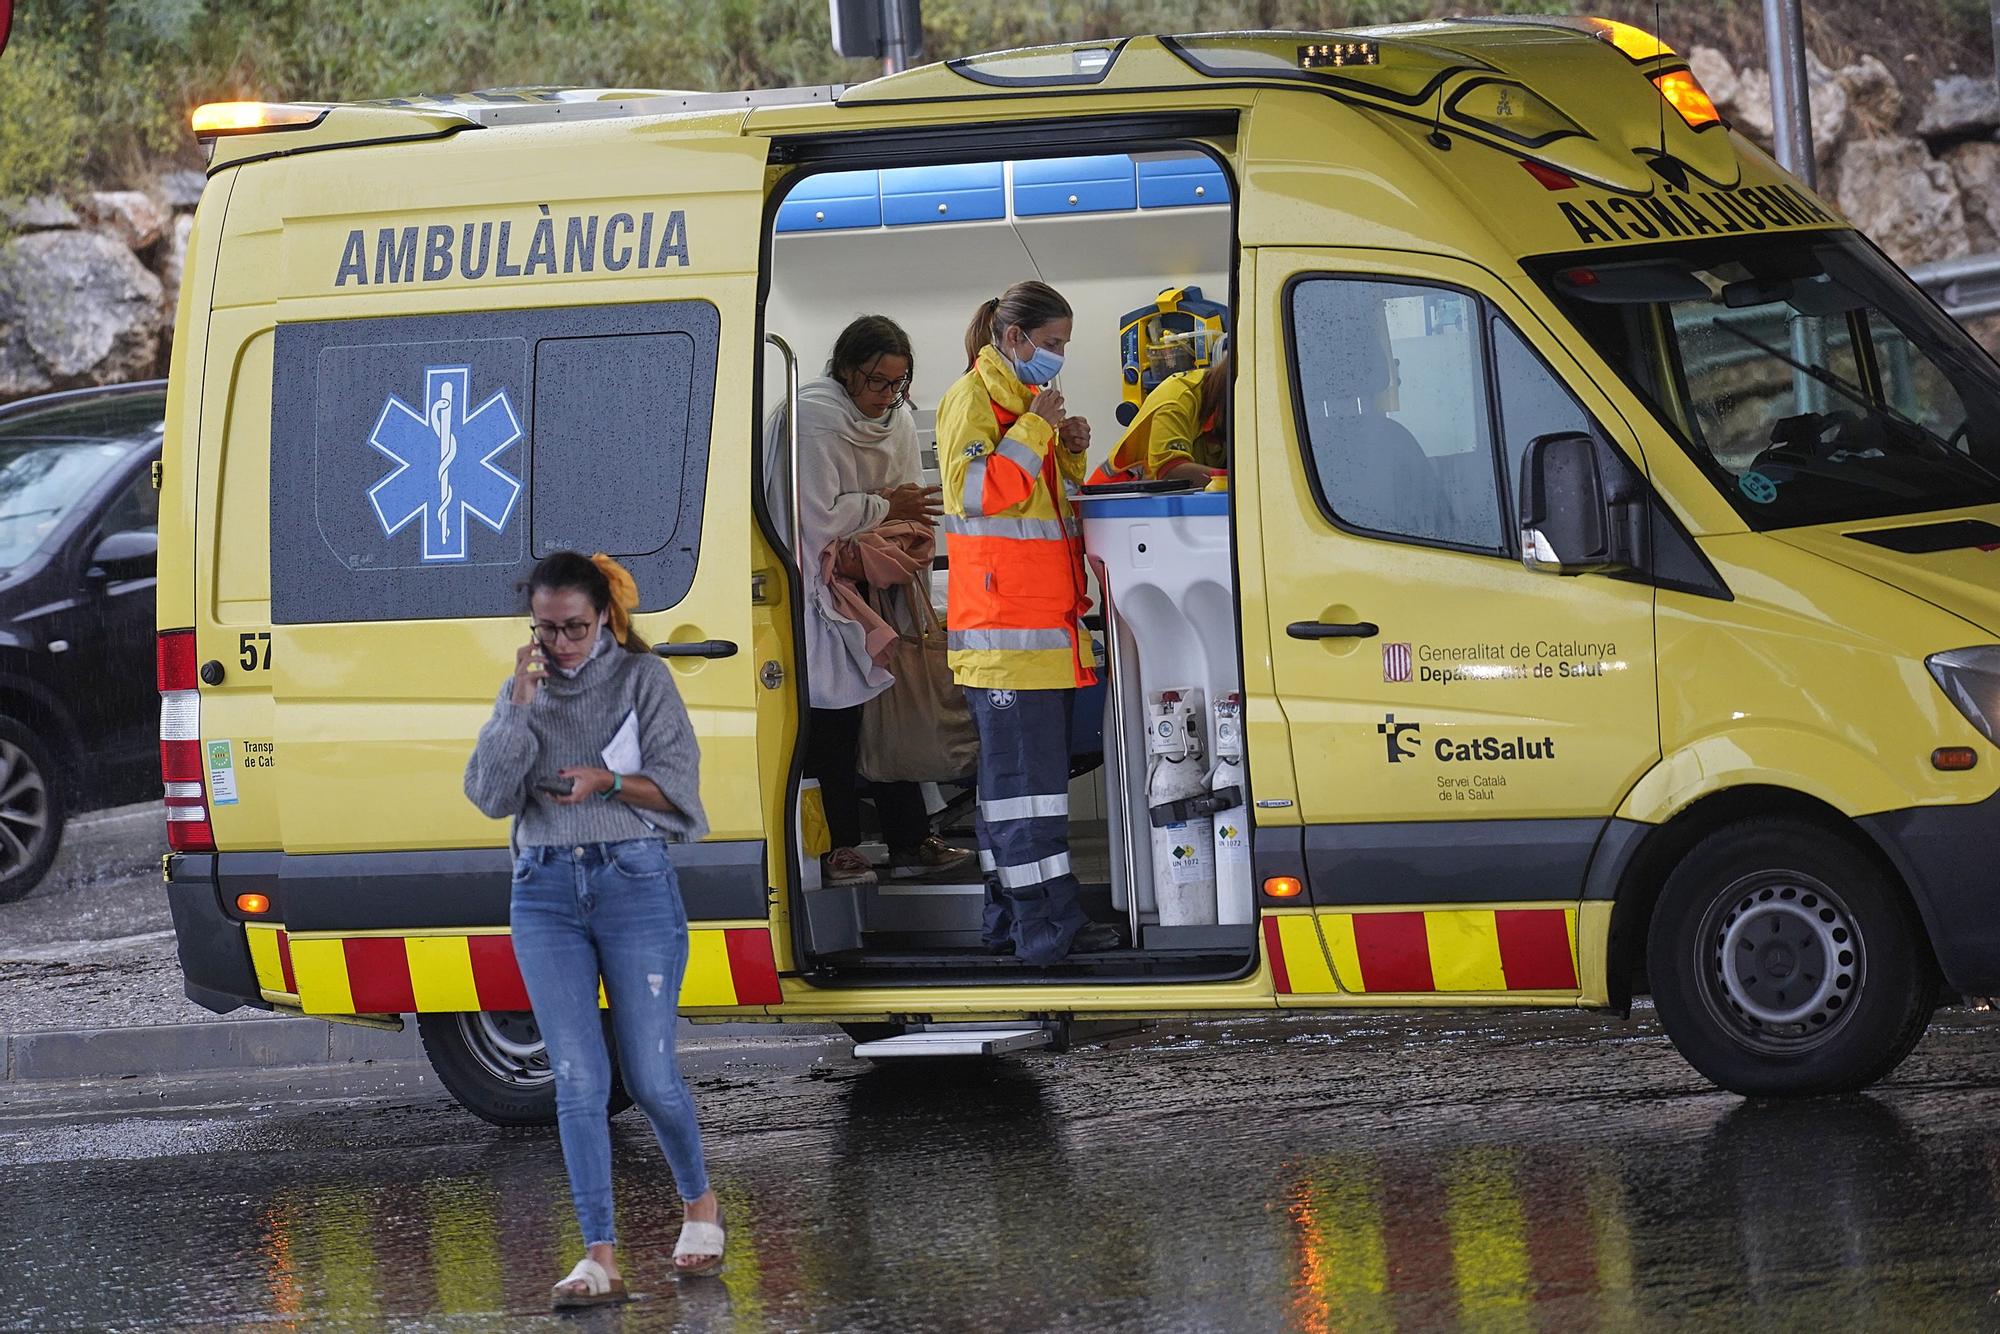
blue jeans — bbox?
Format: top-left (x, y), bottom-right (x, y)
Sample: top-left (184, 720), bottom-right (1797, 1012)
top-left (510, 839), bottom-right (710, 1247)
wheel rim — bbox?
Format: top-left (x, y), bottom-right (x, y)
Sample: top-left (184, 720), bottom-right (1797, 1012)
top-left (455, 1011), bottom-right (552, 1087)
top-left (0, 739), bottom-right (51, 876)
top-left (1697, 869), bottom-right (1864, 1054)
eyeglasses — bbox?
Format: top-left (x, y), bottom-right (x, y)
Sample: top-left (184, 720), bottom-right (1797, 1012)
top-left (857, 370), bottom-right (912, 394)
top-left (530, 618), bottom-right (597, 644)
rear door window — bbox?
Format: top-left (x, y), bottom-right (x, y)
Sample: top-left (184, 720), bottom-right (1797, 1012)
top-left (269, 302), bottom-right (718, 624)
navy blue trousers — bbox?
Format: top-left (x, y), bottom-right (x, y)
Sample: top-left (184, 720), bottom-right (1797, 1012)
top-left (965, 686), bottom-right (1088, 964)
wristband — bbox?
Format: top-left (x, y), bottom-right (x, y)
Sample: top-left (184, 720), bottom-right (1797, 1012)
top-left (603, 772), bottom-right (623, 800)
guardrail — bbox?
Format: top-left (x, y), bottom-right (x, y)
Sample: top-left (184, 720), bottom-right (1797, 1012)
top-left (1911, 254), bottom-right (2000, 321)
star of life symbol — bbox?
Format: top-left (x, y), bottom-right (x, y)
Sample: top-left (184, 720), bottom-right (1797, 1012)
top-left (367, 366), bottom-right (523, 562)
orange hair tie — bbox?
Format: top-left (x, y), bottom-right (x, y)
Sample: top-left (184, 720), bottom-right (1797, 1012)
top-left (590, 553), bottom-right (640, 644)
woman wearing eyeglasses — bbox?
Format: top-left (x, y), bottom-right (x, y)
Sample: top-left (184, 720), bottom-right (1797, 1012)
top-left (463, 551), bottom-right (725, 1308)
top-left (766, 314), bottom-right (973, 887)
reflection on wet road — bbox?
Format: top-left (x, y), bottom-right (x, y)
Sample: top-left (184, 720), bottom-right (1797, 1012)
top-left (3, 1007), bottom-right (1998, 1330)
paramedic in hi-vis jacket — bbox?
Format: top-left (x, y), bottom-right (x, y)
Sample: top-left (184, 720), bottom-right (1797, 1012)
top-left (939, 281), bottom-right (1122, 964)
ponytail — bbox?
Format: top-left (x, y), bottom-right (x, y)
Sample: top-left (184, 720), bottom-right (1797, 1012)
top-left (964, 281), bottom-right (1073, 370)
top-left (963, 297), bottom-right (1002, 370)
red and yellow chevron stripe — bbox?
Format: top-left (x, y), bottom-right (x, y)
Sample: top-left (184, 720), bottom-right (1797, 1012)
top-left (245, 924), bottom-right (781, 1014)
top-left (1263, 906), bottom-right (1579, 994)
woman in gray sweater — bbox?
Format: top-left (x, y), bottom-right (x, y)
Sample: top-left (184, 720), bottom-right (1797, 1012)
top-left (463, 550), bottom-right (723, 1307)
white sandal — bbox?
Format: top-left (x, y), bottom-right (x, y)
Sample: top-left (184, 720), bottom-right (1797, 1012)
top-left (673, 1209), bottom-right (727, 1279)
top-left (551, 1256), bottom-right (628, 1310)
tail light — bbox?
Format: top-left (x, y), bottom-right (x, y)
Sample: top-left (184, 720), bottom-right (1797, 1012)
top-left (157, 629), bottom-right (214, 852)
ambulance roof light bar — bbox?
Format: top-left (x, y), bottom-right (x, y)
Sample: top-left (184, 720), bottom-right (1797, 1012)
top-left (191, 102), bottom-right (329, 139)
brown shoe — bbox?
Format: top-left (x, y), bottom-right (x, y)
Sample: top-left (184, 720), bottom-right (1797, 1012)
top-left (822, 847), bottom-right (878, 886)
top-left (887, 835), bottom-right (977, 880)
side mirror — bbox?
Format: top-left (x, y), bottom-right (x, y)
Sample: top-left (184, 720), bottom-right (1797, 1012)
top-left (1518, 432), bottom-right (1632, 575)
top-left (89, 529), bottom-right (157, 580)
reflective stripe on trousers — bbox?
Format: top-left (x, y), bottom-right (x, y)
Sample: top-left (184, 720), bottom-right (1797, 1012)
top-left (965, 685), bottom-right (1089, 965)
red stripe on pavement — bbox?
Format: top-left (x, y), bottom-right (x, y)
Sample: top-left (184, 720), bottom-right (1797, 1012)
top-left (467, 934), bottom-right (533, 1012)
top-left (275, 929), bottom-right (297, 995)
top-left (342, 936), bottom-right (416, 1014)
top-left (1515, 1157), bottom-right (1597, 1311)
top-left (724, 929), bottom-right (783, 1005)
top-left (1494, 909), bottom-right (1578, 990)
top-left (1354, 912), bottom-right (1434, 992)
top-left (1262, 916), bottom-right (1292, 994)
top-left (1378, 1162), bottom-right (1454, 1316)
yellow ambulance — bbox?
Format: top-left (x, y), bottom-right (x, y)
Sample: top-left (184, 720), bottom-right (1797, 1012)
top-left (160, 19), bottom-right (2000, 1119)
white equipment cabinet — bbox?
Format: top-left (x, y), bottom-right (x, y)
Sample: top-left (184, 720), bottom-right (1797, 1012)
top-left (1080, 488), bottom-right (1248, 945)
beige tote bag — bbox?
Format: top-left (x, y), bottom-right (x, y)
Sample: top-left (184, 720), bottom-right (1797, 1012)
top-left (859, 582), bottom-right (979, 783)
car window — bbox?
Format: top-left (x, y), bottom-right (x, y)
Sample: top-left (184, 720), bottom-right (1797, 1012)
top-left (98, 468), bottom-right (159, 536)
top-left (0, 442), bottom-right (129, 569)
top-left (1288, 277), bottom-right (1504, 551)
top-left (1491, 318), bottom-right (1596, 523)
top-left (0, 392), bottom-right (165, 445)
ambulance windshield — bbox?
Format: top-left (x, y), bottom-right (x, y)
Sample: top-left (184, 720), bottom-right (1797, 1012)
top-left (1535, 232), bottom-right (2000, 528)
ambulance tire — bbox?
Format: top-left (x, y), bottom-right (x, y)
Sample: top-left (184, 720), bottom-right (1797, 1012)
top-left (1648, 819), bottom-right (1937, 1097)
top-left (0, 718), bottom-right (63, 904)
top-left (419, 1011), bottom-right (633, 1127)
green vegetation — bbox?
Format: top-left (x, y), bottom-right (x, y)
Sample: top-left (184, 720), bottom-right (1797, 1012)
top-left (0, 0), bottom-right (1988, 196)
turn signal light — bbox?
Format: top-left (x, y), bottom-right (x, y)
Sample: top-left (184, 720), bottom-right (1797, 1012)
top-left (1654, 69), bottom-right (1723, 128)
top-left (191, 101), bottom-right (324, 138)
top-left (1264, 876), bottom-right (1304, 899)
top-left (236, 893), bottom-right (271, 915)
top-left (1586, 17), bottom-right (1672, 61)
top-left (1933, 747), bottom-right (1979, 771)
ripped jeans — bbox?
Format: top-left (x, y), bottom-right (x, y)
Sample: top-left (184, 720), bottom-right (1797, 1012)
top-left (511, 839), bottom-right (710, 1247)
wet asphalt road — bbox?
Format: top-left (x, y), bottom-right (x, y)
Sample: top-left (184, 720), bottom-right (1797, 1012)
top-left (0, 800), bottom-right (218, 1033)
top-left (3, 1005), bottom-right (1999, 1331)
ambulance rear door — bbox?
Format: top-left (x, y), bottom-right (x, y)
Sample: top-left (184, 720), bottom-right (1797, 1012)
top-left (220, 115), bottom-right (781, 1008)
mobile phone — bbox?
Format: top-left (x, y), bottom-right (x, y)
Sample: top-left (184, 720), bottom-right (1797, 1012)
top-left (536, 777), bottom-right (574, 797)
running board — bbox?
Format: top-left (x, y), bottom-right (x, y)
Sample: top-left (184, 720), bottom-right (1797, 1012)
top-left (851, 1024), bottom-right (1054, 1059)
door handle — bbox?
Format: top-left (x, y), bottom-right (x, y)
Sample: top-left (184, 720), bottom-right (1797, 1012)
top-left (652, 640), bottom-right (739, 660)
top-left (1286, 621), bottom-right (1379, 640)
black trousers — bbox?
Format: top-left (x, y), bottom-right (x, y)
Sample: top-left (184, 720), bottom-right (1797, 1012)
top-left (805, 704), bottom-right (931, 853)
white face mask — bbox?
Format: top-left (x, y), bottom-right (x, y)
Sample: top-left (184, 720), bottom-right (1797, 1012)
top-left (554, 620), bottom-right (612, 677)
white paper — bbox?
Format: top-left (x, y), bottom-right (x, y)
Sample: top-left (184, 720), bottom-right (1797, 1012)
top-left (602, 709), bottom-right (642, 775)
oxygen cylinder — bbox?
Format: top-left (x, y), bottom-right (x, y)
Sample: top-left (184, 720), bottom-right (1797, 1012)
top-left (1210, 693), bottom-right (1253, 925)
top-left (1147, 689), bottom-right (1217, 926)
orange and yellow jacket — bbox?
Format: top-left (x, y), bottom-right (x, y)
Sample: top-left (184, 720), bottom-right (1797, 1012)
top-left (1089, 368), bottom-right (1223, 484)
top-left (938, 345), bottom-right (1096, 691)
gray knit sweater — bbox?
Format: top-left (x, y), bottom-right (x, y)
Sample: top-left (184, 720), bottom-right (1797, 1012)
top-left (463, 640), bottom-right (708, 846)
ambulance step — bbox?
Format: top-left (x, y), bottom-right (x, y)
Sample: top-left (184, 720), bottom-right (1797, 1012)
top-left (852, 1025), bottom-right (1054, 1060)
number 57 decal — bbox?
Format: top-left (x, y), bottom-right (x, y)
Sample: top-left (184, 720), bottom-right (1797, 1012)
top-left (238, 631), bottom-right (272, 671)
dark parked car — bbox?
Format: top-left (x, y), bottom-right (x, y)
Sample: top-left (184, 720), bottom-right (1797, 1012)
top-left (0, 381), bottom-right (165, 901)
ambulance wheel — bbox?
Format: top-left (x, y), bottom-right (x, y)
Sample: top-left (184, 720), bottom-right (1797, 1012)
top-left (0, 719), bottom-right (62, 904)
top-left (418, 1011), bottom-right (633, 1127)
top-left (1647, 819), bottom-right (1937, 1097)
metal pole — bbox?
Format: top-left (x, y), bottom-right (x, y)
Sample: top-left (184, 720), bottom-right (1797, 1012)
top-left (880, 0), bottom-right (907, 75)
top-left (1762, 0), bottom-right (1817, 189)
top-left (1993, 0), bottom-right (2000, 91)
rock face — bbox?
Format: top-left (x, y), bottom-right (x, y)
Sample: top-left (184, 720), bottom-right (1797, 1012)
top-left (0, 230), bottom-right (165, 398)
top-left (158, 170), bottom-right (207, 211)
top-left (0, 196), bottom-right (81, 231)
top-left (1834, 135), bottom-right (1970, 265)
top-left (1919, 75), bottom-right (2000, 139)
top-left (80, 191), bottom-right (167, 252)
top-left (158, 213), bottom-right (196, 327)
top-left (1947, 141), bottom-right (2000, 252)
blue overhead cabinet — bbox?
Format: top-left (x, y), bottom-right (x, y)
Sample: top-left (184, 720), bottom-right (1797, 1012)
top-left (879, 163), bottom-right (1006, 225)
top-left (1012, 155), bottom-right (1138, 217)
top-left (1136, 155), bottom-right (1231, 209)
top-left (775, 169), bottom-right (881, 232)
